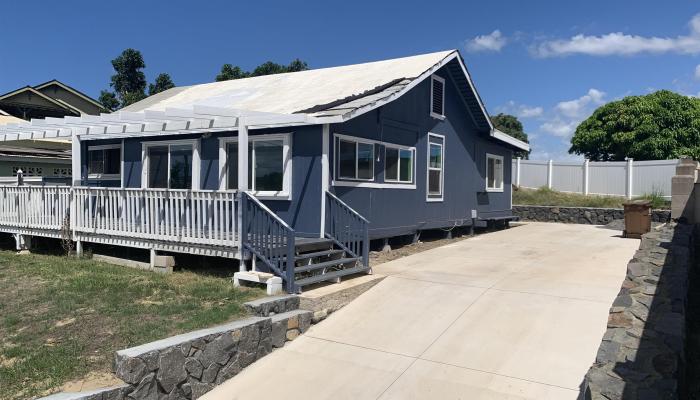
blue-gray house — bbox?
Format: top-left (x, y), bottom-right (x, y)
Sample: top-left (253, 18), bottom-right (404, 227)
top-left (0, 50), bottom-right (528, 293)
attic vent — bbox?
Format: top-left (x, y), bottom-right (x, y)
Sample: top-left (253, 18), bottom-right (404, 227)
top-left (430, 75), bottom-right (445, 119)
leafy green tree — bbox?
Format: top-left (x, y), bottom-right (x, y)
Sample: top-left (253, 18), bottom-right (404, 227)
top-left (100, 48), bottom-right (148, 109)
top-left (215, 59), bottom-right (309, 81)
top-left (569, 90), bottom-right (700, 161)
top-left (490, 113), bottom-right (530, 159)
top-left (148, 73), bottom-right (175, 95)
top-left (98, 90), bottom-right (119, 112)
top-left (216, 64), bottom-right (249, 81)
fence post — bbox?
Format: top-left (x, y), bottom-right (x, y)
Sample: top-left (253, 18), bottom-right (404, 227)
top-left (547, 160), bottom-right (553, 189)
top-left (583, 159), bottom-right (589, 195)
top-left (515, 157), bottom-right (521, 187)
top-left (626, 158), bottom-right (634, 199)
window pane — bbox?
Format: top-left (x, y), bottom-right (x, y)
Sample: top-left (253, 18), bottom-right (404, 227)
top-left (357, 142), bottom-right (374, 180)
top-left (253, 140), bottom-right (283, 191)
top-left (148, 146), bottom-right (168, 188)
top-left (487, 157), bottom-right (495, 188)
top-left (429, 144), bottom-right (442, 168)
top-left (428, 170), bottom-right (441, 194)
top-left (495, 158), bottom-right (503, 188)
top-left (399, 149), bottom-right (412, 182)
top-left (226, 142), bottom-right (238, 189)
top-left (170, 145), bottom-right (192, 189)
top-left (105, 148), bottom-right (120, 175)
top-left (88, 150), bottom-right (104, 174)
top-left (338, 140), bottom-right (356, 179)
top-left (385, 147), bottom-right (398, 181)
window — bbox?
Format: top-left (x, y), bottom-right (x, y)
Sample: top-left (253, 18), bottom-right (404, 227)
top-left (427, 134), bottom-right (444, 201)
top-left (430, 75), bottom-right (445, 119)
top-left (336, 137), bottom-right (374, 181)
top-left (220, 133), bottom-right (291, 198)
top-left (146, 143), bottom-right (194, 189)
top-left (384, 146), bottom-right (414, 183)
top-left (486, 153), bottom-right (504, 192)
top-left (87, 145), bottom-right (120, 179)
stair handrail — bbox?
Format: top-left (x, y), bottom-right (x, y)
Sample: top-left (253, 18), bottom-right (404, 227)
top-left (325, 191), bottom-right (369, 268)
top-left (240, 192), bottom-right (297, 293)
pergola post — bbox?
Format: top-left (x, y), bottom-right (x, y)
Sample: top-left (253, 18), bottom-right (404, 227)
top-left (237, 118), bottom-right (249, 272)
top-left (71, 134), bottom-right (81, 186)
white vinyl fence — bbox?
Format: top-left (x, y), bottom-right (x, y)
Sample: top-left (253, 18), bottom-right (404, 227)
top-left (513, 158), bottom-right (678, 199)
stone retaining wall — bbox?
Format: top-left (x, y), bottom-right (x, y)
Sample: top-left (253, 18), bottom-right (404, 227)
top-left (41, 295), bottom-right (311, 400)
top-left (513, 205), bottom-right (671, 225)
top-left (583, 223), bottom-right (693, 399)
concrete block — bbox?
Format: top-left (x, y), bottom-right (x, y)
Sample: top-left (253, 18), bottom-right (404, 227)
top-left (233, 271), bottom-right (284, 295)
top-left (671, 176), bottom-right (695, 195)
top-left (153, 255), bottom-right (175, 268)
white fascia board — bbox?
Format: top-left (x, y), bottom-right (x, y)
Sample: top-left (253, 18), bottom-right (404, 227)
top-left (491, 129), bottom-right (530, 152)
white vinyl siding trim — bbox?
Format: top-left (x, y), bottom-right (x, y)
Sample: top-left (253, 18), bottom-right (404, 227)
top-left (430, 75), bottom-right (445, 119)
top-left (218, 133), bottom-right (292, 200)
top-left (87, 143), bottom-right (122, 180)
top-left (426, 132), bottom-right (445, 202)
top-left (486, 153), bottom-right (504, 192)
top-left (141, 139), bottom-right (200, 190)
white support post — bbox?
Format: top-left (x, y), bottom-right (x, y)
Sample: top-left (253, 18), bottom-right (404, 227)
top-left (626, 158), bottom-right (634, 199)
top-left (320, 124), bottom-right (330, 237)
top-left (547, 159), bottom-right (553, 189)
top-left (71, 134), bottom-right (81, 186)
top-left (515, 157), bottom-right (521, 187)
top-left (236, 118), bottom-right (249, 272)
top-left (583, 159), bottom-right (590, 195)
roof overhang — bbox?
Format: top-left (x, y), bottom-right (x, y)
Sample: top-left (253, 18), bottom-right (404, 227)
top-left (491, 129), bottom-right (530, 152)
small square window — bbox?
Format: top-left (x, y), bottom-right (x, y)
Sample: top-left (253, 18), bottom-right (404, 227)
top-left (335, 137), bottom-right (374, 181)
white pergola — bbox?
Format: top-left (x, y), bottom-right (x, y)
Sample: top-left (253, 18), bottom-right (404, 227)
top-left (0, 105), bottom-right (324, 194)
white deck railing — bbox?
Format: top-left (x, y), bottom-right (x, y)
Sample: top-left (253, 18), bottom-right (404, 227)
top-left (71, 187), bottom-right (239, 247)
top-left (0, 186), bottom-right (71, 230)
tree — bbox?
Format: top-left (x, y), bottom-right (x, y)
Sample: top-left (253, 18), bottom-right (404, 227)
top-left (98, 90), bottom-right (119, 112)
top-left (216, 64), bottom-right (249, 81)
top-left (490, 113), bottom-right (530, 159)
top-left (215, 59), bottom-right (309, 81)
top-left (149, 73), bottom-right (175, 95)
top-left (569, 90), bottom-right (700, 161)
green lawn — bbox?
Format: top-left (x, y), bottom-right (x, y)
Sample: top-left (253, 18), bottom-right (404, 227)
top-left (0, 251), bottom-right (264, 400)
top-left (513, 187), bottom-right (671, 209)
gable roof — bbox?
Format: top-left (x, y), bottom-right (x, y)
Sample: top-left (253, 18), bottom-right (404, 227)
top-left (33, 79), bottom-right (106, 110)
top-left (0, 86), bottom-right (81, 115)
top-left (123, 50), bottom-right (528, 151)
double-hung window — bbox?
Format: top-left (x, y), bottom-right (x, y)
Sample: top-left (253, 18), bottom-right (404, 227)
top-left (145, 142), bottom-right (196, 189)
top-left (87, 144), bottom-right (121, 179)
top-left (427, 134), bottom-right (444, 201)
top-left (336, 137), bottom-right (374, 181)
top-left (486, 153), bottom-right (504, 192)
top-left (220, 133), bottom-right (291, 198)
top-left (384, 145), bottom-right (414, 183)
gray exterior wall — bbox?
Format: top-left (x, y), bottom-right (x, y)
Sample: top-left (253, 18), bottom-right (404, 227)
top-left (80, 64), bottom-right (515, 240)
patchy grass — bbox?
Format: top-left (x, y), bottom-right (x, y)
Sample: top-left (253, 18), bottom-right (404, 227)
top-left (0, 251), bottom-right (264, 400)
top-left (513, 187), bottom-right (671, 209)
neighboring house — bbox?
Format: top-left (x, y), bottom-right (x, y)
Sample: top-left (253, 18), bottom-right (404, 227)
top-left (0, 79), bottom-right (104, 120)
top-left (0, 110), bottom-right (71, 182)
top-left (0, 50), bottom-right (528, 292)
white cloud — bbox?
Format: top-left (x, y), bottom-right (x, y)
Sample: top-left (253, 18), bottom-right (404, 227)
top-left (554, 89), bottom-right (606, 118)
top-left (540, 119), bottom-right (579, 137)
top-left (533, 14), bottom-right (700, 57)
top-left (465, 30), bottom-right (507, 52)
top-left (495, 100), bottom-right (543, 118)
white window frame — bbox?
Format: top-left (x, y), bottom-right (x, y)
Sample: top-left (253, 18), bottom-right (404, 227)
top-left (334, 134), bottom-right (376, 182)
top-left (426, 133), bottom-right (445, 202)
top-left (87, 144), bottom-right (122, 180)
top-left (430, 75), bottom-right (446, 120)
top-left (218, 133), bottom-right (292, 200)
top-left (141, 139), bottom-right (200, 189)
top-left (486, 153), bottom-right (504, 193)
top-left (384, 144), bottom-right (415, 184)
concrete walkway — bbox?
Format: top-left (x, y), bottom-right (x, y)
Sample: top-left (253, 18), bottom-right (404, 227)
top-left (204, 222), bottom-right (640, 400)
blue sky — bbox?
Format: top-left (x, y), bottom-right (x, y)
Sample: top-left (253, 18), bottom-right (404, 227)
top-left (2, 1), bottom-right (699, 160)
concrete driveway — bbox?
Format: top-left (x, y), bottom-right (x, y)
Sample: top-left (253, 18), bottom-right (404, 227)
top-left (204, 222), bottom-right (640, 400)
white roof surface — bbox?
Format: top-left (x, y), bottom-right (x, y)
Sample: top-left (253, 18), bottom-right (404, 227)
top-left (123, 50), bottom-right (456, 115)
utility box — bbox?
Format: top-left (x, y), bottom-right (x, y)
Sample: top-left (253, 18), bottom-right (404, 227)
top-left (623, 200), bottom-right (652, 239)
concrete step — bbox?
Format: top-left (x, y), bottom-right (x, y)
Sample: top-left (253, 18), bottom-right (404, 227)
top-left (294, 257), bottom-right (359, 274)
top-left (294, 265), bottom-right (370, 288)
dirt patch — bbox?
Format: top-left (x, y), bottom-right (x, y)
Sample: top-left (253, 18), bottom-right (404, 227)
top-left (61, 372), bottom-right (123, 393)
top-left (369, 229), bottom-right (476, 267)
